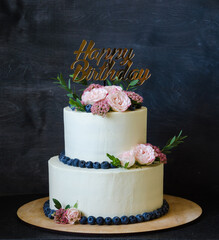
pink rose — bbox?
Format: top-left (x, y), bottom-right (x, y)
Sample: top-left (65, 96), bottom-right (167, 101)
top-left (106, 90), bottom-right (131, 112)
top-left (65, 208), bottom-right (81, 224)
top-left (117, 149), bottom-right (135, 168)
top-left (134, 144), bottom-right (156, 165)
top-left (104, 85), bottom-right (123, 93)
top-left (81, 87), bottom-right (108, 105)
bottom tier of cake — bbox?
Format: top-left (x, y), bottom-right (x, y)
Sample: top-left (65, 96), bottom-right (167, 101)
top-left (49, 156), bottom-right (164, 218)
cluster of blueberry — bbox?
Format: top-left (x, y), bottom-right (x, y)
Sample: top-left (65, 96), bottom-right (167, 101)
top-left (59, 152), bottom-right (117, 169)
top-left (43, 200), bottom-right (56, 219)
top-left (69, 104), bottom-right (92, 112)
top-left (43, 199), bottom-right (169, 225)
top-left (79, 199), bottom-right (169, 225)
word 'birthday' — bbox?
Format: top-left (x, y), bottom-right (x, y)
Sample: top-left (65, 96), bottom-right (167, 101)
top-left (71, 40), bottom-right (151, 84)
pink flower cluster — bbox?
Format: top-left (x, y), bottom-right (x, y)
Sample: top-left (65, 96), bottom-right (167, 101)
top-left (145, 143), bottom-right (167, 163)
top-left (54, 208), bottom-right (81, 224)
top-left (125, 91), bottom-right (143, 103)
top-left (81, 84), bottom-right (142, 116)
top-left (91, 99), bottom-right (110, 117)
top-left (54, 208), bottom-right (68, 224)
top-left (118, 143), bottom-right (167, 168)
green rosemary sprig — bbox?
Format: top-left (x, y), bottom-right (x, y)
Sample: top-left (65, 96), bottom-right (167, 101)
top-left (69, 98), bottom-right (85, 112)
top-left (52, 73), bottom-right (79, 100)
top-left (161, 130), bottom-right (187, 155)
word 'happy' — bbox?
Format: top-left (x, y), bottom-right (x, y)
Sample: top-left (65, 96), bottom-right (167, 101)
top-left (71, 40), bottom-right (151, 84)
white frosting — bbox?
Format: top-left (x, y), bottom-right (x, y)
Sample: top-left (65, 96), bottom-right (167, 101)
top-left (64, 107), bottom-right (147, 163)
top-left (49, 156), bottom-right (163, 218)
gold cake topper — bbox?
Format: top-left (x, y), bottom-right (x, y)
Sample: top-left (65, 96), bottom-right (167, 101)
top-left (71, 40), bottom-right (151, 85)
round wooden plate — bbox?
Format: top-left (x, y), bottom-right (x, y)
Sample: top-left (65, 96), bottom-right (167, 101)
top-left (17, 195), bottom-right (202, 234)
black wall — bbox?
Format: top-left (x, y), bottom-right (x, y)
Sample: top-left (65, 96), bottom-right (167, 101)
top-left (0, 0), bottom-right (218, 199)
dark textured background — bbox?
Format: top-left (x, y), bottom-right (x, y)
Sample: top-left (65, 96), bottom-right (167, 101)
top-left (0, 0), bottom-right (218, 201)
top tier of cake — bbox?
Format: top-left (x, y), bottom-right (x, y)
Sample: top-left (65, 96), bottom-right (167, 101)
top-left (64, 106), bottom-right (147, 163)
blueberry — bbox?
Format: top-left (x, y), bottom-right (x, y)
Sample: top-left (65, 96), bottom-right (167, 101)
top-left (142, 212), bottom-right (151, 221)
top-left (50, 209), bottom-right (56, 214)
top-left (128, 105), bottom-right (136, 111)
top-left (79, 216), bottom-right (87, 224)
top-left (44, 200), bottom-right (49, 207)
top-left (62, 157), bottom-right (69, 164)
top-left (105, 217), bottom-right (112, 225)
top-left (112, 216), bottom-right (121, 225)
top-left (154, 210), bottom-right (161, 218)
top-left (150, 211), bottom-right (157, 219)
top-left (69, 104), bottom-right (76, 111)
top-left (129, 215), bottom-right (137, 224)
top-left (158, 208), bottom-right (164, 216)
top-left (44, 207), bottom-right (50, 215)
top-left (136, 214), bottom-right (144, 222)
top-left (85, 104), bottom-right (92, 112)
top-left (120, 216), bottom-right (129, 224)
top-left (72, 158), bottom-right (80, 167)
top-left (163, 199), bottom-right (168, 206)
top-left (59, 155), bottom-right (64, 162)
top-left (48, 210), bottom-right (55, 219)
top-left (101, 161), bottom-right (110, 169)
top-left (110, 163), bottom-right (117, 168)
top-left (59, 152), bottom-right (65, 159)
top-left (87, 216), bottom-right (96, 225)
top-left (85, 161), bottom-right (93, 168)
top-left (67, 159), bottom-right (73, 165)
top-left (59, 154), bottom-right (66, 162)
top-left (79, 160), bottom-right (86, 168)
top-left (96, 216), bottom-right (104, 225)
top-left (163, 205), bottom-right (169, 214)
top-left (93, 162), bottom-right (101, 169)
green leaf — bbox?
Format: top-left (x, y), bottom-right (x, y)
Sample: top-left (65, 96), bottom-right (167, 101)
top-left (53, 198), bottom-right (62, 209)
top-left (129, 87), bottom-right (138, 91)
top-left (113, 76), bottom-right (121, 85)
top-left (106, 153), bottom-right (114, 161)
top-left (106, 153), bottom-right (122, 168)
top-left (106, 79), bottom-right (112, 86)
top-left (73, 202), bottom-right (78, 209)
top-left (124, 162), bottom-right (129, 169)
top-left (119, 83), bottom-right (124, 89)
top-left (67, 93), bottom-right (73, 98)
top-left (169, 136), bottom-right (176, 146)
top-left (76, 98), bottom-right (82, 105)
top-left (69, 98), bottom-right (85, 112)
top-left (54, 73), bottom-right (73, 94)
top-left (178, 130), bottom-right (182, 137)
top-left (68, 78), bottom-right (71, 89)
top-left (129, 79), bottom-right (139, 86)
top-left (65, 204), bottom-right (71, 209)
top-left (106, 153), bottom-right (130, 169)
top-left (161, 130), bottom-right (187, 154)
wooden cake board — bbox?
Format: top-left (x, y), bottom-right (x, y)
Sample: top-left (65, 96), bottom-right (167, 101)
top-left (17, 194), bottom-right (202, 234)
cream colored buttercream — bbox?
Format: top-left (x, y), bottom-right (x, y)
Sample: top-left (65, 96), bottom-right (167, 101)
top-left (49, 156), bottom-right (163, 218)
top-left (64, 107), bottom-right (147, 163)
